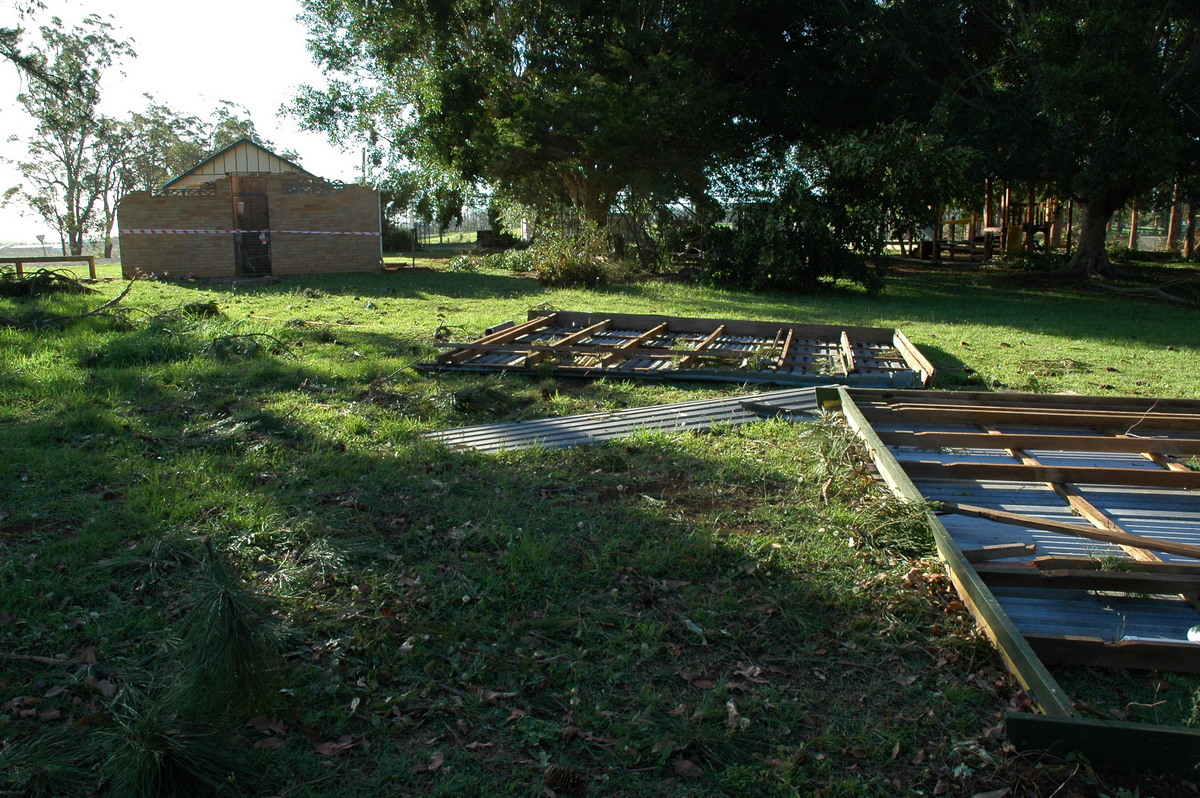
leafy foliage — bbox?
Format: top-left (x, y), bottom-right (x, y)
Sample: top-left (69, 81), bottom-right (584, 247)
top-left (296, 0), bottom-right (865, 224)
top-left (710, 170), bottom-right (884, 295)
top-left (3, 14), bottom-right (132, 256)
top-left (891, 0), bottom-right (1200, 277)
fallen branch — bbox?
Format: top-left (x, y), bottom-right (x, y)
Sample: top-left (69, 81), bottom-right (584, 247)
top-left (0, 268), bottom-right (96, 298)
top-left (0, 281), bottom-right (134, 329)
top-left (1093, 279), bottom-right (1197, 306)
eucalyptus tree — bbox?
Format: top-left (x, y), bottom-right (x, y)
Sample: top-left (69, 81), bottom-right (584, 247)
top-left (3, 14), bottom-right (132, 255)
top-left (1, 1), bottom-right (63, 92)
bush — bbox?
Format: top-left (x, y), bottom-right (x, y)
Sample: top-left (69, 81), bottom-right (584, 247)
top-left (993, 250), bottom-right (1069, 271)
top-left (448, 247), bottom-right (537, 273)
top-left (528, 224), bottom-right (628, 288)
top-left (381, 225), bottom-right (413, 253)
top-left (708, 175), bottom-right (883, 295)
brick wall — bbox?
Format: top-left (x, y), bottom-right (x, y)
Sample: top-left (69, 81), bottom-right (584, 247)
top-left (267, 174), bottom-right (381, 275)
top-left (118, 174), bottom-right (381, 279)
top-left (118, 185), bottom-right (235, 278)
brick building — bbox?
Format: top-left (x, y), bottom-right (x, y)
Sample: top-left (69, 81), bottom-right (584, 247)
top-left (118, 139), bottom-right (381, 278)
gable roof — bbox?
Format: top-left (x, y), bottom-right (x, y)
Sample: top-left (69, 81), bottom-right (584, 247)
top-left (162, 138), bottom-right (315, 189)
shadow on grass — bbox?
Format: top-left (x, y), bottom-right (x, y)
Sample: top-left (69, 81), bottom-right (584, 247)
top-left (0, 344), bottom-right (1010, 797)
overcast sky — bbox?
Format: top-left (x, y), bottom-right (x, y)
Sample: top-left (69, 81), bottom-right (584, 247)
top-left (0, 0), bottom-right (362, 244)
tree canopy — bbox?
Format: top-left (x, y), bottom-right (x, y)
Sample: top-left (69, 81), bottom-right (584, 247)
top-left (3, 14), bottom-right (132, 256)
top-left (297, 0), bottom-right (872, 225)
top-left (4, 11), bottom-right (280, 257)
top-left (893, 0), bottom-right (1200, 276)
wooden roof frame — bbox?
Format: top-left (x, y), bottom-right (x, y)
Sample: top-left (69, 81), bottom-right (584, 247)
top-left (422, 311), bottom-right (935, 388)
top-left (817, 386), bottom-right (1200, 775)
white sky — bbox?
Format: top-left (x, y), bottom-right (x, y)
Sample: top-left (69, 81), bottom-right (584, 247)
top-left (0, 0), bottom-right (362, 244)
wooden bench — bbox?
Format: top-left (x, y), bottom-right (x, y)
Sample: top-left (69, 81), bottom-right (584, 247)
top-left (0, 255), bottom-right (96, 279)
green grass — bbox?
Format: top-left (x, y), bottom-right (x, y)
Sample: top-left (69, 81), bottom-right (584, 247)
top-left (1, 258), bottom-right (1198, 796)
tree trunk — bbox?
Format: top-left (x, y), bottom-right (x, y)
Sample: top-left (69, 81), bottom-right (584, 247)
top-left (1058, 200), bottom-right (1122, 278)
top-left (1186, 203), bottom-right (1196, 259)
top-left (556, 166), bottom-right (612, 229)
top-left (1128, 200), bottom-right (1139, 251)
top-left (1168, 179), bottom-right (1182, 251)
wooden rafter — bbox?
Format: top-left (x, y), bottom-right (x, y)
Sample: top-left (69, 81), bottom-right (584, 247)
top-left (422, 312), bottom-right (934, 387)
top-left (905, 461), bottom-right (1200, 488)
top-left (524, 319), bottom-right (610, 367)
top-left (974, 563), bottom-right (1200, 593)
top-left (880, 430), bottom-right (1200, 456)
top-left (838, 331), bottom-right (857, 376)
top-left (600, 321), bottom-right (669, 368)
top-left (677, 324), bottom-right (726, 369)
top-left (438, 314), bottom-right (556, 365)
top-left (938, 502), bottom-right (1200, 560)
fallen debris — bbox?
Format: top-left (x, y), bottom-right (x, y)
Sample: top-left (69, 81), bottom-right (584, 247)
top-left (426, 386), bottom-right (819, 452)
top-left (423, 310), bottom-right (934, 387)
top-left (0, 281), bottom-right (133, 329)
top-left (822, 386), bottom-right (1200, 774)
top-left (0, 268), bottom-right (96, 298)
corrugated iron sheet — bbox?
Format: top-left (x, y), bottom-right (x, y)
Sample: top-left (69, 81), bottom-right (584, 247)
top-left (426, 387), bottom-right (818, 453)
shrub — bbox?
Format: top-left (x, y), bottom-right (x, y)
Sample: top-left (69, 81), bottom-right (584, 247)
top-left (528, 223), bottom-right (628, 288)
top-left (381, 225), bottom-right (413, 253)
top-left (993, 250), bottom-right (1069, 271)
top-left (708, 175), bottom-right (883, 295)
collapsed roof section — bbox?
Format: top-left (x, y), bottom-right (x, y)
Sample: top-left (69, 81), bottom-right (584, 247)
top-left (422, 311), bottom-right (935, 387)
top-left (820, 387), bottom-right (1200, 774)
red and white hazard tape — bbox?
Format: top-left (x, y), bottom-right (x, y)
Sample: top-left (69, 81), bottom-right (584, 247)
top-left (118, 228), bottom-right (380, 236)
top-left (119, 228), bottom-right (239, 235)
top-left (271, 230), bottom-right (380, 236)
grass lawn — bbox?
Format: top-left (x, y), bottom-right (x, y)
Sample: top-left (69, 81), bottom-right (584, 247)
top-left (2, 257), bottom-right (1199, 796)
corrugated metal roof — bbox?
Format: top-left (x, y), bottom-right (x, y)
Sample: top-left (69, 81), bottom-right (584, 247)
top-left (425, 387), bottom-right (818, 453)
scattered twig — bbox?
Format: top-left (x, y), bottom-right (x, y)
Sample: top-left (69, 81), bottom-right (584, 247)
top-left (1122, 399), bottom-right (1161, 437)
top-left (271, 774), bottom-right (336, 798)
top-left (0, 280), bottom-right (134, 330)
top-left (204, 333), bottom-right (298, 360)
top-left (0, 652), bottom-right (86, 669)
top-left (72, 280), bottom-right (134, 317)
top-left (1046, 762), bottom-right (1080, 798)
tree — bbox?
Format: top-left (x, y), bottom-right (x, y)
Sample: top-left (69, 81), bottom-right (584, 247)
top-left (296, 0), bottom-right (866, 227)
top-left (94, 116), bottom-right (133, 258)
top-left (118, 97), bottom-right (281, 194)
top-left (119, 97), bottom-right (209, 194)
top-left (3, 15), bottom-right (132, 255)
top-left (892, 0), bottom-right (1200, 278)
top-left (1, 2), bottom-right (65, 92)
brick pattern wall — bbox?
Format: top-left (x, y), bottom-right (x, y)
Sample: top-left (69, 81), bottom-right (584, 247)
top-left (269, 175), bottom-right (381, 275)
top-left (118, 185), bottom-right (235, 278)
top-left (118, 174), bottom-right (381, 279)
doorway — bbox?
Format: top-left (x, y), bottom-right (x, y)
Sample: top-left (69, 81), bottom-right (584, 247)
top-left (233, 192), bottom-right (272, 276)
